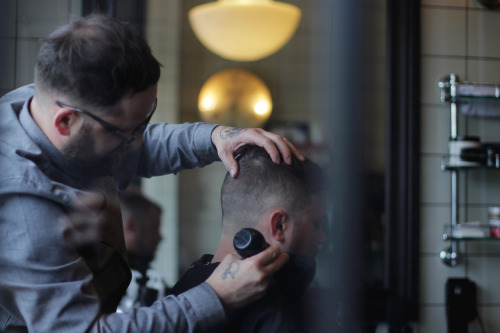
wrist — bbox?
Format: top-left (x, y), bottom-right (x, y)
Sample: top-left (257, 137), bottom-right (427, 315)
top-left (211, 125), bottom-right (221, 148)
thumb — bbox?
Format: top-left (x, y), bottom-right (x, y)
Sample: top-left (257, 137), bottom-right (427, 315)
top-left (220, 151), bottom-right (239, 178)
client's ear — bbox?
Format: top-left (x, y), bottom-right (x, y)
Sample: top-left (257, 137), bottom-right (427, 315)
top-left (269, 210), bottom-right (289, 242)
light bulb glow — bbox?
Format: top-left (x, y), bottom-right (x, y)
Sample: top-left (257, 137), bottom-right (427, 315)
top-left (254, 100), bottom-right (271, 115)
top-left (200, 96), bottom-right (216, 112)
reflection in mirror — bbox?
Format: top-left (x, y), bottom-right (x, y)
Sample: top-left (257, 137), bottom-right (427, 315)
top-left (82, 0), bottom-right (420, 330)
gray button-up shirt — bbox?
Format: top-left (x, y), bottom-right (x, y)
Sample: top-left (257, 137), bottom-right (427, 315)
top-left (0, 85), bottom-right (225, 332)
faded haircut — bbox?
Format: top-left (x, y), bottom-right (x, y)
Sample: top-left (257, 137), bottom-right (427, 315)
top-left (220, 146), bottom-right (327, 234)
top-left (35, 14), bottom-right (160, 112)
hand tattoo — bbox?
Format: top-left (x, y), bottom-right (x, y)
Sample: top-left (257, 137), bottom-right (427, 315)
top-left (221, 261), bottom-right (240, 280)
top-left (220, 127), bottom-right (247, 140)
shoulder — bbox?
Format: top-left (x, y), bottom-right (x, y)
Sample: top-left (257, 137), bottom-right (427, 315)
top-left (0, 84), bottom-right (35, 100)
top-left (0, 148), bottom-right (74, 206)
top-left (0, 85), bottom-right (76, 206)
top-left (0, 85), bottom-right (36, 153)
top-left (0, 84), bottom-right (35, 111)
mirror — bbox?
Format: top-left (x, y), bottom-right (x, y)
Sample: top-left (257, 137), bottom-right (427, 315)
top-left (79, 1), bottom-right (421, 330)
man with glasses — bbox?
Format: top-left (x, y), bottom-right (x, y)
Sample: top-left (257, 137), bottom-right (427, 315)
top-left (0, 14), bottom-right (298, 332)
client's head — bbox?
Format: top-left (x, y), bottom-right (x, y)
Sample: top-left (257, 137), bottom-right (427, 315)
top-left (220, 146), bottom-right (328, 257)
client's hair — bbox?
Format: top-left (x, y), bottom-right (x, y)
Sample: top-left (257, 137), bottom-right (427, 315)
top-left (220, 146), bottom-right (326, 234)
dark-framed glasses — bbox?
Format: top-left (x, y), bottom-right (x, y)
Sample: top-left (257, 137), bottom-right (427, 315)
top-left (56, 98), bottom-right (157, 144)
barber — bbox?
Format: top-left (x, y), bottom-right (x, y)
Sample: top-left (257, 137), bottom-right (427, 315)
top-left (0, 14), bottom-right (297, 332)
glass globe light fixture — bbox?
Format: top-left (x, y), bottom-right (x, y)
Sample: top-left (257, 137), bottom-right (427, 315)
top-left (198, 68), bottom-right (273, 128)
top-left (189, 0), bottom-right (301, 62)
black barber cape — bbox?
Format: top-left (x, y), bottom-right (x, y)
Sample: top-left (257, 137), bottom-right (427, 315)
top-left (171, 253), bottom-right (317, 333)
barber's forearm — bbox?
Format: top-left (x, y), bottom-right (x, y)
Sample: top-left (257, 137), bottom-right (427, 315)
top-left (140, 122), bottom-right (220, 176)
top-left (93, 283), bottom-right (225, 333)
top-left (115, 122), bottom-right (220, 189)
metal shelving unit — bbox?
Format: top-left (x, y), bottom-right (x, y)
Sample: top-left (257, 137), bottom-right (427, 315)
top-left (437, 73), bottom-right (500, 266)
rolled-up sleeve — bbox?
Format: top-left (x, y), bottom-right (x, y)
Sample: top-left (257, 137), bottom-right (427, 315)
top-left (115, 122), bottom-right (220, 187)
top-left (97, 283), bottom-right (225, 332)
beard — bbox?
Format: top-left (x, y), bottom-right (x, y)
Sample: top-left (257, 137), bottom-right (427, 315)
top-left (61, 124), bottom-right (129, 178)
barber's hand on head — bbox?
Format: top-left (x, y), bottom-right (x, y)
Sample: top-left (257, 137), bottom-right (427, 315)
top-left (206, 244), bottom-right (289, 310)
top-left (211, 125), bottom-right (305, 178)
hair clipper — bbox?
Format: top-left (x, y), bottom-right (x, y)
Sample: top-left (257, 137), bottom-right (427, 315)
top-left (233, 228), bottom-right (270, 258)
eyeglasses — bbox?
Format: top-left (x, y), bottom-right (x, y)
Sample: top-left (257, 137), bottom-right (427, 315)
top-left (56, 98), bottom-right (157, 144)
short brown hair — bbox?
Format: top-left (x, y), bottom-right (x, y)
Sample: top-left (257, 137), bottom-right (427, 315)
top-left (35, 14), bottom-right (160, 109)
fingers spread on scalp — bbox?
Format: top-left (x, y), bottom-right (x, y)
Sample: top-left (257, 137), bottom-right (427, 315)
top-left (251, 129), bottom-right (305, 165)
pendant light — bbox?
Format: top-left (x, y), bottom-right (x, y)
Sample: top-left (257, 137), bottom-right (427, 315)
top-left (189, 0), bottom-right (301, 62)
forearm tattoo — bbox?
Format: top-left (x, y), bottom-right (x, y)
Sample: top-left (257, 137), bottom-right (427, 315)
top-left (221, 261), bottom-right (240, 280)
top-left (220, 127), bottom-right (247, 139)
